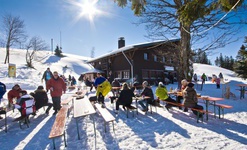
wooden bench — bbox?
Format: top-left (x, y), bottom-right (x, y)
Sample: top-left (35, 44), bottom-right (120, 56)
top-left (214, 103), bottom-right (233, 119)
top-left (125, 105), bottom-right (137, 118)
top-left (49, 106), bottom-right (69, 149)
top-left (61, 97), bottom-right (74, 118)
top-left (61, 97), bottom-right (73, 105)
top-left (94, 103), bottom-right (115, 132)
top-left (162, 100), bottom-right (184, 107)
top-left (161, 100), bottom-right (211, 123)
top-left (190, 108), bottom-right (212, 123)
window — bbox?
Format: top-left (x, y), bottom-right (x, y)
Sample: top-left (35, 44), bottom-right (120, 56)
top-left (154, 55), bottom-right (157, 62)
top-left (162, 57), bottom-right (166, 63)
top-left (150, 71), bottom-right (156, 79)
top-left (142, 70), bottom-right (149, 79)
top-left (144, 53), bottom-right (149, 60)
top-left (169, 58), bottom-right (173, 63)
top-left (123, 70), bottom-right (129, 79)
top-left (115, 71), bottom-right (122, 78)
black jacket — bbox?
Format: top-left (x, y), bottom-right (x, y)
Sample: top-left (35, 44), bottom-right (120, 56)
top-left (118, 89), bottom-right (135, 105)
top-left (141, 87), bottom-right (154, 103)
top-left (33, 89), bottom-right (49, 110)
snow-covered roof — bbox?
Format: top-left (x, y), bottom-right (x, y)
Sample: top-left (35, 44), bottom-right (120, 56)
top-left (87, 38), bottom-right (180, 62)
top-left (82, 68), bottom-right (104, 74)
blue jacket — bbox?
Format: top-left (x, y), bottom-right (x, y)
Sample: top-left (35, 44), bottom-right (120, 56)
top-left (0, 82), bottom-right (6, 99)
top-left (94, 76), bottom-right (106, 87)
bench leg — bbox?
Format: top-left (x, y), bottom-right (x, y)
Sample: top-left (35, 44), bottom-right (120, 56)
top-left (112, 121), bottom-right (115, 133)
top-left (126, 109), bottom-right (129, 118)
top-left (222, 108), bottom-right (225, 119)
top-left (63, 131), bottom-right (67, 147)
top-left (104, 122), bottom-right (106, 133)
top-left (196, 113), bottom-right (199, 123)
top-left (52, 139), bottom-right (56, 149)
top-left (218, 107), bottom-right (221, 119)
top-left (92, 115), bottom-right (96, 149)
top-left (5, 113), bottom-right (7, 133)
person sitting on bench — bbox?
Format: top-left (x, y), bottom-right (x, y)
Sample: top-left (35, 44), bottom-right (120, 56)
top-left (0, 82), bottom-right (7, 119)
top-left (183, 83), bottom-right (204, 118)
top-left (155, 82), bottom-right (178, 111)
top-left (32, 85), bottom-right (53, 115)
top-left (13, 90), bottom-right (36, 121)
top-left (138, 81), bottom-right (154, 112)
top-left (115, 83), bottom-right (134, 114)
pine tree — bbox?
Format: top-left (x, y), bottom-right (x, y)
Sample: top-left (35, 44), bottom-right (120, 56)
top-left (234, 44), bottom-right (247, 79)
top-left (54, 45), bottom-right (63, 57)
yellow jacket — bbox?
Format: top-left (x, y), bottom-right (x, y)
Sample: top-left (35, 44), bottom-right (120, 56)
top-left (155, 85), bottom-right (168, 100)
top-left (96, 80), bottom-right (112, 96)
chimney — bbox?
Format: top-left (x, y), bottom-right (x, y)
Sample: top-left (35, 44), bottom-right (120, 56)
top-left (118, 37), bottom-right (125, 49)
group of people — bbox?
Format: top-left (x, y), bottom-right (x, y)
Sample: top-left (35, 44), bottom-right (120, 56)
top-left (1, 70), bottom-right (209, 121)
top-left (0, 68), bottom-right (67, 121)
top-left (89, 73), bottom-right (204, 119)
top-left (194, 72), bottom-right (223, 89)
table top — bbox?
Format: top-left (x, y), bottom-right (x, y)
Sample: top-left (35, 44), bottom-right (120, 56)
top-left (198, 96), bottom-right (224, 101)
top-left (112, 86), bottom-right (121, 90)
top-left (236, 84), bottom-right (247, 87)
top-left (73, 97), bottom-right (96, 118)
top-left (168, 91), bottom-right (183, 96)
top-left (135, 96), bottom-right (151, 100)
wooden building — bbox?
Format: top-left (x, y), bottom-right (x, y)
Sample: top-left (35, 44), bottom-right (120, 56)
top-left (87, 37), bottom-right (180, 85)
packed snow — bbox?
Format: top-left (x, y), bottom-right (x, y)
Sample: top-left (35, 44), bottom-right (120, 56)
top-left (0, 48), bottom-right (247, 150)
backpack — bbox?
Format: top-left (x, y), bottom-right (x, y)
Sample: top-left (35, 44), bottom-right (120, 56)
top-left (21, 99), bottom-right (36, 116)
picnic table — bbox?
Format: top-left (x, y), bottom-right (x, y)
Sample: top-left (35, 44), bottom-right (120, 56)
top-left (198, 96), bottom-right (224, 120)
top-left (236, 84), bottom-right (247, 99)
top-left (168, 91), bottom-right (183, 97)
top-left (73, 97), bottom-right (96, 141)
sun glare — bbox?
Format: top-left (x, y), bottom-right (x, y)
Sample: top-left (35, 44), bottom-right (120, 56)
top-left (77, 0), bottom-right (100, 21)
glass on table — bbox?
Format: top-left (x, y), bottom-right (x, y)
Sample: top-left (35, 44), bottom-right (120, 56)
top-left (12, 97), bottom-right (17, 104)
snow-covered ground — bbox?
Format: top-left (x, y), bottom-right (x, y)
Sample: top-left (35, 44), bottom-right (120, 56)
top-left (0, 48), bottom-right (247, 150)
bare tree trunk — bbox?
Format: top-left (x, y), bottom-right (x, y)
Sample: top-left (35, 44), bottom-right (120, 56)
top-left (4, 47), bottom-right (9, 64)
top-left (179, 24), bottom-right (191, 82)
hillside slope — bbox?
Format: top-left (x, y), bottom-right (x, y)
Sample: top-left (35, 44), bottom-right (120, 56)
top-left (0, 48), bottom-right (92, 89)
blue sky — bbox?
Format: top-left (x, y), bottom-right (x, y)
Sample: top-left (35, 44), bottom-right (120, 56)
top-left (0, 0), bottom-right (246, 62)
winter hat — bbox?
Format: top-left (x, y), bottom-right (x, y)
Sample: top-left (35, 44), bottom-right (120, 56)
top-left (14, 84), bottom-right (20, 87)
top-left (37, 85), bottom-right (44, 90)
top-left (142, 81), bottom-right (149, 87)
top-left (20, 90), bottom-right (27, 95)
top-left (188, 83), bottom-right (194, 88)
top-left (158, 82), bottom-right (164, 86)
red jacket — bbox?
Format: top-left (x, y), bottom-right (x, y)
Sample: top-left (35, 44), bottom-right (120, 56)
top-left (7, 88), bottom-right (22, 104)
top-left (46, 77), bottom-right (66, 97)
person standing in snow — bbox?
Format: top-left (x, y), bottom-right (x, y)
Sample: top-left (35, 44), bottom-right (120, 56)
top-left (94, 73), bottom-right (111, 108)
top-left (42, 68), bottom-right (53, 85)
top-left (46, 71), bottom-right (66, 115)
top-left (216, 78), bottom-right (221, 89)
top-left (193, 73), bottom-right (198, 82)
top-left (71, 76), bottom-right (77, 86)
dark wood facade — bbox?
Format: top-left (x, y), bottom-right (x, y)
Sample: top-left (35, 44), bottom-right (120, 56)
top-left (87, 39), bottom-right (180, 85)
